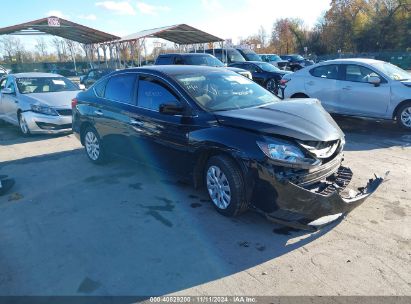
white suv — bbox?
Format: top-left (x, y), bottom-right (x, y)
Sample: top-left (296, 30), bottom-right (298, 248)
top-left (280, 58), bottom-right (411, 129)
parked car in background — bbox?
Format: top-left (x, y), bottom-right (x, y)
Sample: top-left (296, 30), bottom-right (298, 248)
top-left (235, 48), bottom-right (262, 61)
top-left (201, 48), bottom-right (246, 65)
top-left (260, 54), bottom-right (289, 70)
top-left (0, 66), bottom-right (8, 78)
top-left (281, 58), bottom-right (411, 129)
top-left (280, 54), bottom-right (314, 71)
top-left (0, 73), bottom-right (82, 135)
top-left (155, 53), bottom-right (252, 79)
top-left (72, 65), bottom-right (384, 228)
top-left (49, 68), bottom-right (78, 77)
top-left (80, 68), bottom-right (116, 88)
top-left (229, 61), bottom-right (292, 94)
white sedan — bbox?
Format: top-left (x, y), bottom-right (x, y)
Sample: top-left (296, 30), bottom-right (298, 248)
top-left (0, 73), bottom-right (82, 135)
top-left (280, 58), bottom-right (411, 129)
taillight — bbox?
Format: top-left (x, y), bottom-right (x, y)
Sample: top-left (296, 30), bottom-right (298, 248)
top-left (71, 98), bottom-right (78, 109)
top-left (280, 79), bottom-right (289, 86)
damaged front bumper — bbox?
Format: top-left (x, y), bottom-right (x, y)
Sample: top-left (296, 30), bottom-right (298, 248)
top-left (262, 165), bottom-right (388, 230)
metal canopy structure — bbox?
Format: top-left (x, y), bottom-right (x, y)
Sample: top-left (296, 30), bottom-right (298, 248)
top-left (0, 16), bottom-right (119, 44)
top-left (119, 24), bottom-right (223, 45)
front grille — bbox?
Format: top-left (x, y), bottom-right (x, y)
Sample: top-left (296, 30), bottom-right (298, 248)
top-left (56, 109), bottom-right (72, 116)
top-left (317, 166), bottom-right (353, 195)
top-left (36, 122), bottom-right (72, 130)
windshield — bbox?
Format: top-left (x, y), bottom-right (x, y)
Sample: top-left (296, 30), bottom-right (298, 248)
top-left (373, 62), bottom-right (410, 81)
top-left (16, 77), bottom-right (78, 94)
top-left (240, 49), bottom-right (262, 61)
top-left (254, 62), bottom-right (281, 72)
top-left (224, 50), bottom-right (245, 62)
top-left (185, 55), bottom-right (224, 67)
top-left (175, 71), bottom-right (279, 112)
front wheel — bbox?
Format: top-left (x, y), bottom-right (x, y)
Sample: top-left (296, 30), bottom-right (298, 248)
top-left (83, 127), bottom-right (107, 164)
top-left (397, 103), bottom-right (411, 130)
top-left (205, 155), bottom-right (248, 217)
top-left (18, 113), bottom-right (31, 136)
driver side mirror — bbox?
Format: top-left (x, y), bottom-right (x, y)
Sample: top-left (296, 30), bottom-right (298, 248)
top-left (159, 103), bottom-right (185, 115)
top-left (1, 88), bottom-right (14, 94)
top-left (368, 75), bottom-right (381, 86)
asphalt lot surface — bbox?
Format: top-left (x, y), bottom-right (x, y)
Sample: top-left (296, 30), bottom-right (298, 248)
top-left (0, 117), bottom-right (410, 296)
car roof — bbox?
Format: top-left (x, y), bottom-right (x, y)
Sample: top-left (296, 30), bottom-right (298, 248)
top-left (324, 58), bottom-right (385, 65)
top-left (232, 61), bottom-right (262, 64)
top-left (12, 72), bottom-right (63, 78)
top-left (159, 53), bottom-right (213, 57)
top-left (114, 65), bottom-right (229, 77)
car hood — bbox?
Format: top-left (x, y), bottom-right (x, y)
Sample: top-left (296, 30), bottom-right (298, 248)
top-left (21, 91), bottom-right (80, 108)
top-left (400, 80), bottom-right (411, 87)
top-left (214, 98), bottom-right (344, 141)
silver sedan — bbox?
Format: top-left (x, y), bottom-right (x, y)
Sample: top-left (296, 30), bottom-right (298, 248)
top-left (0, 72), bottom-right (82, 135)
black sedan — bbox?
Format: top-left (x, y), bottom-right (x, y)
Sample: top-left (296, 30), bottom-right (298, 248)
top-left (72, 66), bottom-right (384, 229)
top-left (280, 54), bottom-right (314, 71)
top-left (229, 61), bottom-right (292, 95)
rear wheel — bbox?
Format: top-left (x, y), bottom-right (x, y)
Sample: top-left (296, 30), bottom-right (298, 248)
top-left (396, 103), bottom-right (411, 130)
top-left (205, 155), bottom-right (248, 217)
top-left (265, 78), bottom-right (278, 95)
top-left (18, 113), bottom-right (31, 136)
top-left (84, 127), bottom-right (106, 164)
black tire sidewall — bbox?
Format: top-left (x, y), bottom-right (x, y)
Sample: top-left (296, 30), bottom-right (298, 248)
top-left (205, 156), bottom-right (247, 217)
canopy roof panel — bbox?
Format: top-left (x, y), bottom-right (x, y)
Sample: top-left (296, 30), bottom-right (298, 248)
top-left (119, 24), bottom-right (223, 45)
top-left (0, 16), bottom-right (119, 44)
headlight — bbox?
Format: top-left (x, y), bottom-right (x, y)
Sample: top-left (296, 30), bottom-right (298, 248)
top-left (31, 104), bottom-right (58, 116)
top-left (257, 138), bottom-right (320, 168)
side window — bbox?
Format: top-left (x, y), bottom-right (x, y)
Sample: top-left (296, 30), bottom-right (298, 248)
top-left (104, 74), bottom-right (136, 104)
top-left (94, 78), bottom-right (108, 97)
top-left (137, 77), bottom-right (180, 111)
top-left (344, 65), bottom-right (381, 83)
top-left (309, 65), bottom-right (339, 80)
top-left (244, 64), bottom-right (258, 73)
top-left (174, 57), bottom-right (184, 64)
top-left (156, 56), bottom-right (172, 65)
top-left (5, 77), bottom-right (16, 93)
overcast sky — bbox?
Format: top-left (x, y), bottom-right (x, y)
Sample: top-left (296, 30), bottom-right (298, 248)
top-left (0, 0), bottom-right (330, 52)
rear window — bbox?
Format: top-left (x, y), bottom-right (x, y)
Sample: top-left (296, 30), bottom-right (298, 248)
top-left (104, 74), bottom-right (136, 104)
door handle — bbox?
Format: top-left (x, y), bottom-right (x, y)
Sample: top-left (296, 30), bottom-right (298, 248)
top-left (130, 118), bottom-right (144, 126)
top-left (94, 110), bottom-right (103, 116)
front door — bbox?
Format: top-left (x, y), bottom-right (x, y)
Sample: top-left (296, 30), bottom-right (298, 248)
top-left (130, 74), bottom-right (196, 177)
top-left (2, 77), bottom-right (19, 124)
top-left (338, 64), bottom-right (391, 117)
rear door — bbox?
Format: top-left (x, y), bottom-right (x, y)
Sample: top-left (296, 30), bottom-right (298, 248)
top-left (93, 72), bottom-right (138, 157)
top-left (337, 64), bottom-right (390, 117)
top-left (305, 64), bottom-right (341, 113)
top-left (130, 74), bottom-right (195, 176)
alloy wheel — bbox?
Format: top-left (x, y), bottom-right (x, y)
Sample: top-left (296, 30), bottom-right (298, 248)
top-left (19, 114), bottom-right (29, 134)
top-left (206, 165), bottom-right (231, 209)
top-left (85, 131), bottom-right (100, 160)
top-left (266, 79), bottom-right (278, 94)
top-left (400, 106), bottom-right (411, 128)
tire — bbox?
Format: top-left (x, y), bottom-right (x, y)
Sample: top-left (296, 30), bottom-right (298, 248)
top-left (18, 112), bottom-right (31, 136)
top-left (83, 127), bottom-right (107, 164)
top-left (265, 78), bottom-right (278, 95)
top-left (291, 93), bottom-right (309, 98)
top-left (204, 155), bottom-right (248, 217)
top-left (396, 103), bottom-right (411, 130)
